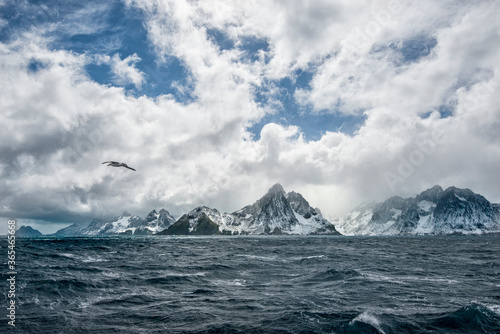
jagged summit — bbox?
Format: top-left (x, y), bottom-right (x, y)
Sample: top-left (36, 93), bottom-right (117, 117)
top-left (145, 209), bottom-right (158, 221)
top-left (416, 185), bottom-right (443, 202)
top-left (335, 185), bottom-right (500, 235)
top-left (157, 184), bottom-right (340, 235)
top-left (52, 183), bottom-right (339, 236)
top-left (233, 184), bottom-right (299, 234)
top-left (53, 209), bottom-right (176, 236)
top-left (267, 183), bottom-right (286, 195)
top-left (52, 184), bottom-right (499, 237)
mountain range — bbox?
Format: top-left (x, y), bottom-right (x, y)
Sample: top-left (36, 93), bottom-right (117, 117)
top-left (53, 184), bottom-right (339, 236)
top-left (53, 209), bottom-right (176, 236)
top-left (30, 184), bottom-right (500, 237)
top-left (158, 184), bottom-right (338, 235)
top-left (334, 185), bottom-right (500, 235)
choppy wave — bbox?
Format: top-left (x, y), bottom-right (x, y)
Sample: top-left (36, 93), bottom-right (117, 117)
top-left (5, 235), bottom-right (500, 333)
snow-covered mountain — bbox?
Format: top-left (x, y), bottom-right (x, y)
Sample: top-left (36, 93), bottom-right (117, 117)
top-left (158, 184), bottom-right (340, 235)
top-left (335, 186), bottom-right (500, 235)
top-left (133, 209), bottom-right (176, 235)
top-left (52, 221), bottom-right (92, 236)
top-left (79, 211), bottom-right (144, 236)
top-left (53, 209), bottom-right (175, 236)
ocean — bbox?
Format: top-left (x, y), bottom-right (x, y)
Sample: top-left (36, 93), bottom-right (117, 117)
top-left (2, 235), bottom-right (500, 333)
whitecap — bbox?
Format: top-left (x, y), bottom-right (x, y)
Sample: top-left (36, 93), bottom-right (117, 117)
top-left (82, 256), bottom-right (107, 263)
top-left (351, 311), bottom-right (385, 334)
top-left (102, 271), bottom-right (120, 278)
top-left (240, 254), bottom-right (277, 261)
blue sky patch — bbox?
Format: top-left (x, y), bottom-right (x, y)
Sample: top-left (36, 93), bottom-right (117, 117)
top-left (206, 28), bottom-right (235, 51)
top-left (249, 111), bottom-right (366, 141)
top-left (27, 58), bottom-right (48, 73)
top-left (251, 69), bottom-right (365, 140)
top-left (421, 104), bottom-right (454, 119)
top-left (437, 104), bottom-right (454, 118)
top-left (239, 35), bottom-right (270, 63)
top-left (398, 35), bottom-right (437, 63)
top-left (372, 35), bottom-right (437, 66)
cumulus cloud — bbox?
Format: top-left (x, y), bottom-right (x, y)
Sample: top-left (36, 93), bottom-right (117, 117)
top-left (94, 53), bottom-right (145, 87)
top-left (1, 0), bottom-right (500, 233)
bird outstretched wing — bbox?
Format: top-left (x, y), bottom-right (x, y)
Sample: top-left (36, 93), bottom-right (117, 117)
top-left (102, 161), bottom-right (136, 171)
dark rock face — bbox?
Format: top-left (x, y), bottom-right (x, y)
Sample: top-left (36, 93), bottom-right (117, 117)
top-left (431, 187), bottom-right (498, 232)
top-left (158, 210), bottom-right (220, 235)
top-left (16, 226), bottom-right (43, 236)
top-left (158, 215), bottom-right (190, 235)
top-left (190, 213), bottom-right (220, 235)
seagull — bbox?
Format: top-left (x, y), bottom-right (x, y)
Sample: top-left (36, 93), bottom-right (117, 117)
top-left (102, 161), bottom-right (136, 171)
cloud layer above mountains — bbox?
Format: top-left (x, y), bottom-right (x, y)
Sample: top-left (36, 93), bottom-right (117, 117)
top-left (1, 0), bottom-right (499, 233)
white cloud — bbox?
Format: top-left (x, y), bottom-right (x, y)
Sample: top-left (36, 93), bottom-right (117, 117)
top-left (92, 53), bottom-right (145, 88)
top-left (1, 0), bottom-right (500, 234)
top-left (109, 53), bottom-right (145, 87)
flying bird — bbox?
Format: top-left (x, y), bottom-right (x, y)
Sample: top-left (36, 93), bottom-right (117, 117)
top-left (102, 161), bottom-right (136, 171)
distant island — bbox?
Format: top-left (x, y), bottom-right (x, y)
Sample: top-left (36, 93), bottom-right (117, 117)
top-left (17, 184), bottom-right (498, 237)
top-left (16, 225), bottom-right (43, 237)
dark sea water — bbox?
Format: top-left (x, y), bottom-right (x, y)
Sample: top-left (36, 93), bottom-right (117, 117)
top-left (2, 236), bottom-right (500, 333)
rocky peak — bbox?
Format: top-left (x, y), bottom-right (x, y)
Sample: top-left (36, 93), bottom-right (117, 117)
top-left (138, 208), bottom-right (175, 230)
top-left (157, 208), bottom-right (175, 222)
top-left (267, 183), bottom-right (285, 195)
top-left (416, 185), bottom-right (443, 202)
top-left (259, 185), bottom-right (291, 210)
top-left (237, 184), bottom-right (289, 217)
top-left (338, 185), bottom-right (500, 235)
top-left (232, 183), bottom-right (298, 233)
top-left (145, 209), bottom-right (158, 222)
top-left (433, 186), bottom-right (496, 222)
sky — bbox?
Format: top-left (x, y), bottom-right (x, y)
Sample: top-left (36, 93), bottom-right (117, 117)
top-left (1, 0), bottom-right (499, 234)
